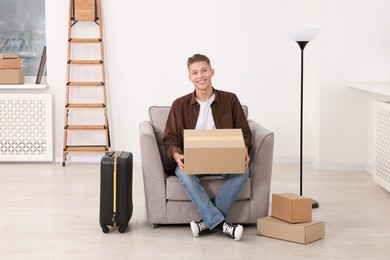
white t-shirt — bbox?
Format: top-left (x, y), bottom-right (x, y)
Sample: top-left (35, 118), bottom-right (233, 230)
top-left (195, 93), bottom-right (216, 130)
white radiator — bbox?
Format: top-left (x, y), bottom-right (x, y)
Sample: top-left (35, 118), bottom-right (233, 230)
top-left (0, 94), bottom-right (52, 161)
top-left (373, 100), bottom-right (390, 192)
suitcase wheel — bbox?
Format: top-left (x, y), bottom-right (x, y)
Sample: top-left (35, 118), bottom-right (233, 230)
top-left (118, 225), bottom-right (126, 233)
top-left (101, 224), bottom-right (109, 234)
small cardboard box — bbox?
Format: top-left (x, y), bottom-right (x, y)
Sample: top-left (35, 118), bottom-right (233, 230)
top-left (0, 53), bottom-right (21, 69)
top-left (257, 216), bottom-right (325, 245)
top-left (0, 69), bottom-right (25, 84)
top-left (0, 53), bottom-right (20, 59)
top-left (184, 129), bottom-right (246, 174)
top-left (272, 193), bottom-right (312, 223)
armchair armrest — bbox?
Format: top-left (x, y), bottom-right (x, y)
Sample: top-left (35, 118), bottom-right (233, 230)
top-left (247, 119), bottom-right (274, 222)
top-left (139, 120), bottom-right (168, 223)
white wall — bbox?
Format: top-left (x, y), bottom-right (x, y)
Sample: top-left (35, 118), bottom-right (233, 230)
top-left (319, 0), bottom-right (390, 170)
top-left (44, 0), bottom-right (390, 170)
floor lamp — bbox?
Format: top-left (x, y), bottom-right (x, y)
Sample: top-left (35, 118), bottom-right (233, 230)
top-left (288, 28), bottom-right (320, 209)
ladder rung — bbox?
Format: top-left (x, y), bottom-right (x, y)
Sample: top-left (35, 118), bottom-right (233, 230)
top-left (64, 146), bottom-right (108, 152)
top-left (68, 60), bottom-right (103, 65)
top-left (67, 82), bottom-right (104, 87)
top-left (66, 103), bottom-right (105, 108)
top-left (66, 125), bottom-right (107, 130)
top-left (69, 38), bottom-right (101, 43)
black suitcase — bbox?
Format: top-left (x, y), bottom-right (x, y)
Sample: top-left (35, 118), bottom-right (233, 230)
top-left (99, 151), bottom-right (133, 233)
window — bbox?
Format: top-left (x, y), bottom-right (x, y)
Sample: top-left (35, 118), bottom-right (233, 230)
top-left (0, 0), bottom-right (46, 77)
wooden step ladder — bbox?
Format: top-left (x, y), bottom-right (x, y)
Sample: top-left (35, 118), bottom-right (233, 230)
top-left (63, 0), bottom-right (110, 166)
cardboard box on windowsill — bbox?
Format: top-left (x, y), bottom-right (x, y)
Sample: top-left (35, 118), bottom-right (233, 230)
top-left (0, 53), bottom-right (20, 59)
top-left (0, 53), bottom-right (21, 69)
top-left (0, 69), bottom-right (25, 84)
top-left (257, 216), bottom-right (325, 245)
top-left (272, 193), bottom-right (312, 223)
top-left (183, 129), bottom-right (246, 174)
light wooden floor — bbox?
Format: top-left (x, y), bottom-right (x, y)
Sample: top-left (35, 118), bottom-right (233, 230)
top-left (0, 162), bottom-right (389, 259)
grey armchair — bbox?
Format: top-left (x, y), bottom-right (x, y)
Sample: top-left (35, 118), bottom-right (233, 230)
top-left (139, 106), bottom-right (274, 227)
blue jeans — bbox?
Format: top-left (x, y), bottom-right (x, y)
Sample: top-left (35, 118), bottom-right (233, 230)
top-left (175, 166), bottom-right (250, 230)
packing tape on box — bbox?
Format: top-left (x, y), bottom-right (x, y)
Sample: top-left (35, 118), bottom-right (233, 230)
top-left (185, 136), bottom-right (242, 141)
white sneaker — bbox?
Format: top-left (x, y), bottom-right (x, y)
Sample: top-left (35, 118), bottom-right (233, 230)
top-left (190, 219), bottom-right (209, 237)
top-left (222, 222), bottom-right (243, 241)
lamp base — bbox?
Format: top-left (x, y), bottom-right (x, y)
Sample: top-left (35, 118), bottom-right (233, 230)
top-left (312, 199), bottom-right (319, 209)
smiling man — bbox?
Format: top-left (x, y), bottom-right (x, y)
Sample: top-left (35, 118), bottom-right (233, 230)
top-left (163, 54), bottom-right (252, 241)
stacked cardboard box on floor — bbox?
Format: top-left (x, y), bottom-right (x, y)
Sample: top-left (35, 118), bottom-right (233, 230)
top-left (257, 193), bottom-right (325, 244)
top-left (0, 53), bottom-right (24, 84)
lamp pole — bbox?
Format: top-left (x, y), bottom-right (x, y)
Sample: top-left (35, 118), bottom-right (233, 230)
top-left (297, 41), bottom-right (308, 197)
top-left (288, 28), bottom-right (320, 209)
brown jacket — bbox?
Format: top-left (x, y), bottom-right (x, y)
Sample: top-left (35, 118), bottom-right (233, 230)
top-left (163, 88), bottom-right (252, 159)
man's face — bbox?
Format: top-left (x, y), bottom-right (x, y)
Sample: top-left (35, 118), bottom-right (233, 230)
top-left (188, 61), bottom-right (214, 91)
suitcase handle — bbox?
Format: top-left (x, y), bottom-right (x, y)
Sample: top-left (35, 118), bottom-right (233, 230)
top-left (106, 151), bottom-right (123, 158)
top-left (106, 151), bottom-right (116, 157)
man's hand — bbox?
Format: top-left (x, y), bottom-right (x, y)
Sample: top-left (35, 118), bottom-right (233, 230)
top-left (173, 152), bottom-right (185, 170)
top-left (245, 149), bottom-right (250, 169)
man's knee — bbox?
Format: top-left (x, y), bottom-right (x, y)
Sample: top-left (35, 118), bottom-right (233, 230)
top-left (175, 167), bottom-right (200, 184)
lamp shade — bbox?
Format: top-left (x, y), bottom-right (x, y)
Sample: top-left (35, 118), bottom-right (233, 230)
top-left (288, 28), bottom-right (321, 42)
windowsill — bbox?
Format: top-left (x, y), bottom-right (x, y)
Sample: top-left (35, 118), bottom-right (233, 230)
top-left (349, 81), bottom-right (390, 97)
top-left (0, 76), bottom-right (47, 89)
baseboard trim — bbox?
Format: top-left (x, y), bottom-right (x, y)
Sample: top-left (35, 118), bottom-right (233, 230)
top-left (54, 154), bottom-right (370, 172)
top-left (54, 154), bottom-right (142, 163)
top-left (273, 156), bottom-right (371, 173)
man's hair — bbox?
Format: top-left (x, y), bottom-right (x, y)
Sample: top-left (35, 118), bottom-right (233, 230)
top-left (187, 54), bottom-right (211, 69)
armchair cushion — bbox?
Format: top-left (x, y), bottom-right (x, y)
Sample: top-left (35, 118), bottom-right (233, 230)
top-left (148, 106), bottom-right (175, 175)
top-left (166, 175), bottom-right (251, 201)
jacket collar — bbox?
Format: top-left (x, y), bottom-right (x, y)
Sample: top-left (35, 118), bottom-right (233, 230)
top-left (190, 87), bottom-right (220, 105)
